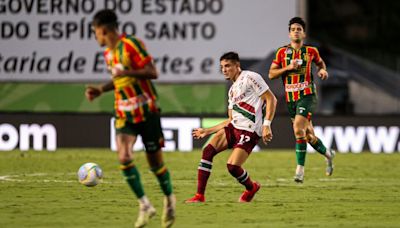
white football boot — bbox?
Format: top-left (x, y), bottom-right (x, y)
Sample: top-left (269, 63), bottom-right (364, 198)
top-left (135, 203), bottom-right (156, 228)
top-left (326, 149), bottom-right (336, 176)
top-left (162, 194), bottom-right (176, 228)
top-left (294, 165), bottom-right (305, 183)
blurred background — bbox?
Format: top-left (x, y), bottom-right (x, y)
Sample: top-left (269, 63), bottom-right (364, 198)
top-left (0, 0), bottom-right (399, 153)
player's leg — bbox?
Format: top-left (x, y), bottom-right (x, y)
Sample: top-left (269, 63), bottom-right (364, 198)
top-left (116, 120), bottom-right (156, 228)
top-left (306, 122), bottom-right (335, 176)
top-left (227, 148), bottom-right (260, 202)
top-left (116, 131), bottom-right (156, 228)
top-left (146, 150), bottom-right (175, 228)
top-left (186, 128), bottom-right (228, 203)
top-left (292, 95), bottom-right (319, 183)
top-left (293, 114), bottom-right (308, 183)
top-left (141, 112), bottom-right (175, 227)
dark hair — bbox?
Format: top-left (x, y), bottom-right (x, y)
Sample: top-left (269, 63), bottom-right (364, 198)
top-left (289, 17), bottom-right (306, 31)
top-left (92, 9), bottom-right (118, 30)
top-left (220, 52), bottom-right (240, 62)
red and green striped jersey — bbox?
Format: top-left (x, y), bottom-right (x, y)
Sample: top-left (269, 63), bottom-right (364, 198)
top-left (103, 34), bottom-right (159, 124)
top-left (272, 44), bottom-right (321, 102)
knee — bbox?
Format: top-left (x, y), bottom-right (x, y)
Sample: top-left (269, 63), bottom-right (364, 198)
top-left (293, 128), bottom-right (306, 138)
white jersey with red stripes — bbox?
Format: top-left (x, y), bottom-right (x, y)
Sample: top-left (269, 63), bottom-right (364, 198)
top-left (228, 70), bottom-right (270, 136)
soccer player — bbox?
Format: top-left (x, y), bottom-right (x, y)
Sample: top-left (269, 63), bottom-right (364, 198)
top-left (268, 17), bottom-right (335, 183)
top-left (85, 9), bottom-right (175, 228)
top-left (186, 52), bottom-right (277, 203)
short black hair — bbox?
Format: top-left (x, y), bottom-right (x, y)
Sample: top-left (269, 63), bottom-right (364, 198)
top-left (92, 9), bottom-right (118, 30)
top-left (289, 17), bottom-right (306, 31)
top-left (220, 52), bottom-right (240, 62)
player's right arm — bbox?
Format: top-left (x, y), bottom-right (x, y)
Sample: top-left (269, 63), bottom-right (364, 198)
top-left (268, 61), bottom-right (298, 80)
top-left (85, 80), bottom-right (115, 102)
top-left (192, 110), bottom-right (232, 139)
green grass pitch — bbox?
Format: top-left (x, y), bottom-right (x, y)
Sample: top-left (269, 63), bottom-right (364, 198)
top-left (1, 149), bottom-right (399, 227)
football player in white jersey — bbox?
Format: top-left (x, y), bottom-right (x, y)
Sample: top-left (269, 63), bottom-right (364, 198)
top-left (186, 52), bottom-right (277, 203)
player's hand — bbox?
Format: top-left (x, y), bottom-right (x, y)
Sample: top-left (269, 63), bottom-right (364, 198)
top-left (262, 126), bottom-right (273, 145)
top-left (317, 69), bottom-right (329, 80)
top-left (192, 128), bottom-right (207, 139)
top-left (111, 68), bottom-right (125, 78)
top-left (287, 59), bottom-right (300, 71)
top-left (111, 64), bottom-right (125, 78)
top-left (287, 61), bottom-right (297, 71)
top-left (85, 85), bottom-right (102, 102)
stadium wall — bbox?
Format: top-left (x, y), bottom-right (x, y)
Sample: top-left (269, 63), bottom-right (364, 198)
top-left (0, 113), bottom-right (398, 153)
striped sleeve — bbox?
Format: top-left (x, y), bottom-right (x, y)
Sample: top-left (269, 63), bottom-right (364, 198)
top-left (125, 36), bottom-right (152, 69)
top-left (311, 47), bottom-right (321, 63)
top-left (272, 48), bottom-right (284, 65)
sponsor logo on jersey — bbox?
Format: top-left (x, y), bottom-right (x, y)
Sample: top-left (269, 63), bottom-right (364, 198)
top-left (285, 81), bottom-right (309, 92)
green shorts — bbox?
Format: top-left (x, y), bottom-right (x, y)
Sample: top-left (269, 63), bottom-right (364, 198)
top-left (286, 95), bottom-right (317, 120)
top-left (115, 112), bottom-right (164, 153)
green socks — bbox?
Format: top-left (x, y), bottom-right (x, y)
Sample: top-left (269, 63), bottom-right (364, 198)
top-left (296, 138), bottom-right (307, 166)
top-left (310, 137), bottom-right (327, 155)
top-left (151, 164), bottom-right (173, 196)
top-left (121, 161), bottom-right (145, 198)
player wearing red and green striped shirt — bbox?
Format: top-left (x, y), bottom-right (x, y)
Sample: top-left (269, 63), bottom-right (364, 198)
top-left (85, 9), bottom-right (175, 228)
top-left (269, 17), bottom-right (335, 183)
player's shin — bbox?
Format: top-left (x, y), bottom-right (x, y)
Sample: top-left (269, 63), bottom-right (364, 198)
top-left (120, 161), bottom-right (146, 199)
top-left (197, 144), bottom-right (218, 195)
top-left (296, 138), bottom-right (307, 167)
top-left (309, 137), bottom-right (328, 156)
top-left (227, 164), bottom-right (254, 190)
top-left (150, 163), bottom-right (173, 196)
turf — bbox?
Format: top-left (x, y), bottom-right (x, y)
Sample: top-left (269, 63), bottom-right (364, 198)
top-left (1, 149), bottom-right (399, 228)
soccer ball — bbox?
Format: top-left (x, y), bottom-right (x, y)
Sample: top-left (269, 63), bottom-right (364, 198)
top-left (77, 163), bottom-right (103, 187)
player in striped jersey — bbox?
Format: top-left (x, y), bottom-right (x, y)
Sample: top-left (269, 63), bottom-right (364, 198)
top-left (186, 52), bottom-right (277, 203)
top-left (85, 9), bottom-right (175, 228)
top-left (269, 17), bottom-right (335, 183)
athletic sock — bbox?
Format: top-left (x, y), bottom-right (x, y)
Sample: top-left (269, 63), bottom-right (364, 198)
top-left (120, 161), bottom-right (145, 198)
top-left (296, 138), bottom-right (307, 166)
top-left (138, 195), bottom-right (151, 208)
top-left (197, 144), bottom-right (218, 195)
top-left (151, 163), bottom-right (173, 196)
top-left (309, 137), bottom-right (327, 155)
top-left (227, 164), bottom-right (254, 190)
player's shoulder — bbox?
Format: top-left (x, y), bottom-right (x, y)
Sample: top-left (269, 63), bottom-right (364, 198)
top-left (122, 34), bottom-right (143, 46)
top-left (275, 44), bottom-right (290, 52)
top-left (242, 70), bottom-right (262, 79)
top-left (303, 44), bottom-right (319, 52)
top-left (241, 70), bottom-right (266, 84)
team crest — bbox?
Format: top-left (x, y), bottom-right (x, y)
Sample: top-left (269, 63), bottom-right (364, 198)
top-left (285, 48), bottom-right (292, 54)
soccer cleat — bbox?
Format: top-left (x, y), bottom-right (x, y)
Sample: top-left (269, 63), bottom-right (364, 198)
top-left (162, 194), bottom-right (176, 228)
top-left (294, 173), bottom-right (304, 183)
top-left (326, 149), bottom-right (336, 176)
top-left (185, 193), bottom-right (205, 203)
top-left (135, 204), bottom-right (156, 228)
top-left (238, 181), bottom-right (261, 203)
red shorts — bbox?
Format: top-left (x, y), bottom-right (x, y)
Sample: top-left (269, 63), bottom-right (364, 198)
top-left (224, 123), bottom-right (260, 154)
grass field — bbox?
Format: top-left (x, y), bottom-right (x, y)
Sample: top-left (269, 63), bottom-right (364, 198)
top-left (1, 149), bottom-right (400, 228)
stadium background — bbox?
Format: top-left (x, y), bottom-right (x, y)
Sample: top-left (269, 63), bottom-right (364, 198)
top-left (0, 0), bottom-right (399, 153)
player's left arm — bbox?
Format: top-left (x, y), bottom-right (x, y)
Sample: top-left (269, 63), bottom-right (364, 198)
top-left (85, 80), bottom-right (115, 102)
top-left (192, 112), bottom-right (232, 139)
top-left (315, 59), bottom-right (328, 80)
top-left (314, 48), bottom-right (329, 80)
top-left (260, 89), bottom-right (277, 144)
top-left (112, 61), bottom-right (158, 79)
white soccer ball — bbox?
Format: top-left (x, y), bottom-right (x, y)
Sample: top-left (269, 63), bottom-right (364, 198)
top-left (77, 163), bottom-right (103, 187)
